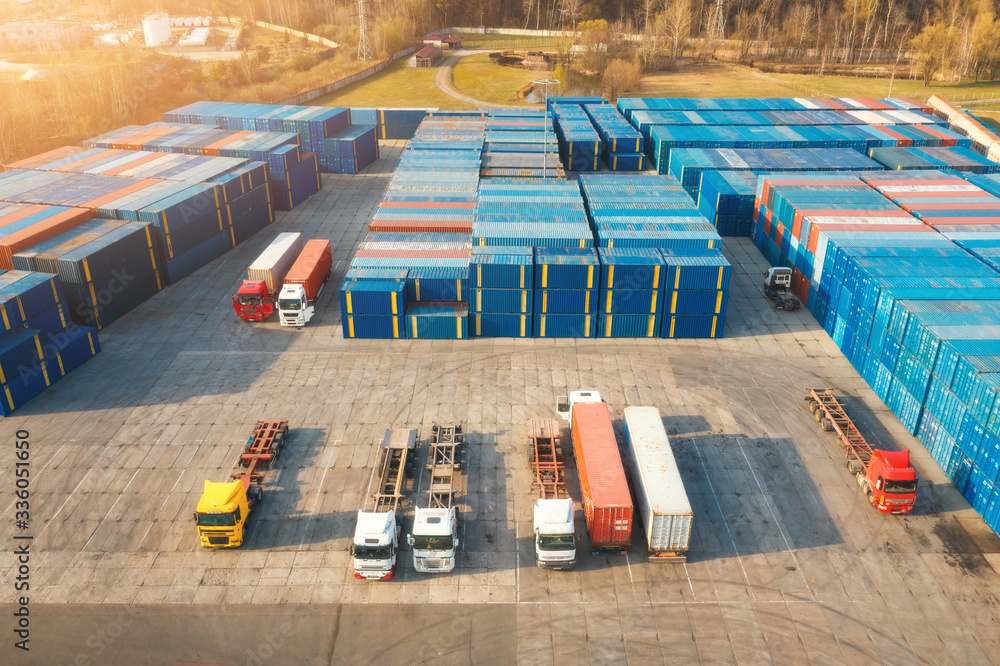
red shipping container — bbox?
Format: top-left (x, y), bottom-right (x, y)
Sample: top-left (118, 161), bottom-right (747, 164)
top-left (571, 402), bottom-right (633, 551)
top-left (0, 206), bottom-right (94, 269)
top-left (284, 239), bottom-right (332, 301)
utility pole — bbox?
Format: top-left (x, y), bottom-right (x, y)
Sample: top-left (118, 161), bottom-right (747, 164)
top-left (533, 78), bottom-right (560, 178)
top-left (357, 0), bottom-right (373, 61)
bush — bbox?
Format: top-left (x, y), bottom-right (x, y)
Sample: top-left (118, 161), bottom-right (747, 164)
top-left (289, 53), bottom-right (318, 72)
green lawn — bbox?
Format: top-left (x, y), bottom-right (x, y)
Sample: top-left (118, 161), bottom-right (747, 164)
top-left (451, 54), bottom-right (541, 106)
top-left (455, 32), bottom-right (571, 51)
top-left (638, 63), bottom-right (805, 98)
top-left (310, 58), bottom-right (473, 109)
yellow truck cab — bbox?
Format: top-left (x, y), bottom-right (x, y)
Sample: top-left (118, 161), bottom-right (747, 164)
top-left (194, 480), bottom-right (256, 548)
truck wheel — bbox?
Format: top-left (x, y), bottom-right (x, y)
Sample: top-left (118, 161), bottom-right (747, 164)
top-left (809, 401), bottom-right (820, 414)
top-left (820, 418), bottom-right (833, 432)
top-left (814, 409), bottom-right (824, 422)
top-left (405, 462), bottom-right (414, 479)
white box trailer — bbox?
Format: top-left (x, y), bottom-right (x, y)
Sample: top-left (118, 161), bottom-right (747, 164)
top-left (623, 406), bottom-right (692, 561)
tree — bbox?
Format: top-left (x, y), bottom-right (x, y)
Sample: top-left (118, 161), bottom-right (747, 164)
top-left (660, 0), bottom-right (693, 58)
top-left (968, 0), bottom-right (1000, 81)
top-left (561, 0), bottom-right (585, 31)
top-left (911, 21), bottom-right (957, 85)
top-left (239, 50), bottom-right (262, 84)
top-left (602, 58), bottom-right (641, 101)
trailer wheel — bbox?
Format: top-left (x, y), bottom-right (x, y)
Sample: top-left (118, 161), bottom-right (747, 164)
top-left (814, 409), bottom-right (824, 422)
top-left (820, 418), bottom-right (833, 432)
top-left (809, 401), bottom-right (820, 415)
top-left (528, 446), bottom-right (536, 464)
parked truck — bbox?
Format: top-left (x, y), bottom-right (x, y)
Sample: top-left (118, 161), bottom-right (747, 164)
top-left (352, 429), bottom-right (417, 580)
top-left (194, 420), bottom-right (289, 548)
top-left (527, 418), bottom-right (576, 569)
top-left (567, 392), bottom-right (634, 553)
top-left (278, 239), bottom-right (333, 327)
top-left (807, 388), bottom-right (918, 513)
top-left (623, 406), bottom-right (692, 561)
top-left (233, 232), bottom-right (302, 321)
top-left (408, 423), bottom-right (464, 573)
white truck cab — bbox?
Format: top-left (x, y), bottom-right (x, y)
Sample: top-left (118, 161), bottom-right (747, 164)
top-left (557, 390), bottom-right (605, 421)
top-left (408, 507), bottom-right (459, 572)
top-left (534, 497), bottom-right (576, 569)
top-left (278, 283), bottom-right (313, 327)
top-left (352, 510), bottom-right (400, 580)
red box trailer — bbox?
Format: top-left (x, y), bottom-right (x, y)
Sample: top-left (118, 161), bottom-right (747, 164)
top-left (571, 401), bottom-right (633, 552)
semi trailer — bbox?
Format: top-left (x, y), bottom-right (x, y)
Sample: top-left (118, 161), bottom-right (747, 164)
top-left (278, 239), bottom-right (333, 327)
top-left (409, 423), bottom-right (464, 573)
top-left (528, 418), bottom-right (576, 569)
top-left (233, 232), bottom-right (302, 321)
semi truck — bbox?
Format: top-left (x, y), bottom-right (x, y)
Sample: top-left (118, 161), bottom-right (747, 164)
top-left (807, 388), bottom-right (918, 513)
top-left (352, 429), bottom-right (417, 580)
top-left (567, 391), bottom-right (634, 553)
top-left (278, 239), bottom-right (333, 327)
top-left (623, 406), bottom-right (692, 561)
top-left (527, 418), bottom-right (576, 569)
top-left (408, 423), bottom-right (464, 573)
top-left (194, 420), bottom-right (289, 548)
top-left (233, 232), bottom-right (302, 321)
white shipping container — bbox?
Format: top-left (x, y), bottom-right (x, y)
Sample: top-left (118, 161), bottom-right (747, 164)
top-left (623, 406), bottom-right (692, 556)
top-left (248, 232), bottom-right (303, 293)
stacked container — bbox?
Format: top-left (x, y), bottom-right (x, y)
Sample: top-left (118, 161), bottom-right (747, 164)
top-left (339, 278), bottom-right (407, 339)
top-left (481, 109), bottom-right (564, 179)
top-left (583, 104), bottom-right (645, 171)
top-left (697, 170), bottom-right (759, 237)
top-left (667, 147), bottom-right (883, 197)
top-left (533, 247), bottom-right (599, 338)
top-left (0, 205), bottom-right (95, 269)
top-left (551, 103), bottom-right (602, 172)
top-left (321, 125), bottom-right (379, 174)
top-left (660, 249), bottom-right (731, 339)
top-left (0, 270), bottom-right (100, 415)
top-left (597, 248), bottom-right (665, 338)
top-left (867, 146), bottom-right (998, 173)
top-left (469, 246), bottom-right (533, 338)
top-left (473, 179), bottom-right (592, 248)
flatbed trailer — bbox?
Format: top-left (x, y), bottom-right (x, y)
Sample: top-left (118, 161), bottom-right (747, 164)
top-left (367, 429), bottom-right (417, 513)
top-left (426, 423), bottom-right (463, 508)
top-left (528, 418), bottom-right (568, 500)
top-left (806, 388), bottom-right (917, 513)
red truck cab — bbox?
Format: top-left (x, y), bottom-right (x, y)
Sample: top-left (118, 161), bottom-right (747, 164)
top-left (865, 449), bottom-right (917, 514)
top-left (233, 280), bottom-right (274, 321)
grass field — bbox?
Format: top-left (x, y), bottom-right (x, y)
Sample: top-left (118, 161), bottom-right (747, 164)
top-left (311, 58), bottom-right (473, 109)
top-left (451, 54), bottom-right (541, 106)
top-left (455, 32), bottom-right (571, 50)
top-left (639, 61), bottom-right (1000, 104)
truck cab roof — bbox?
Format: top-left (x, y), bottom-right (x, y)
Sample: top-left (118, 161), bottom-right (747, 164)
top-left (279, 283), bottom-right (305, 298)
top-left (354, 510), bottom-right (395, 545)
top-left (238, 279), bottom-right (268, 294)
top-left (413, 507), bottom-right (454, 535)
top-left (534, 497), bottom-right (574, 533)
top-left (197, 480), bottom-right (243, 512)
top-left (873, 449), bottom-right (915, 477)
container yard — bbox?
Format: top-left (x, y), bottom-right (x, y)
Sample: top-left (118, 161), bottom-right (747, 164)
top-left (5, 93), bottom-right (1000, 664)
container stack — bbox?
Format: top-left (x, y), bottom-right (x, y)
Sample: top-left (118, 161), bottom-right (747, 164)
top-left (0, 270), bottom-right (100, 416)
top-left (0, 204), bottom-right (95, 269)
top-left (867, 146), bottom-right (999, 173)
top-left (696, 170), bottom-right (759, 237)
top-left (617, 97), bottom-right (934, 121)
top-left (551, 104), bottom-right (602, 172)
top-left (481, 109), bottom-right (564, 179)
top-left (341, 113), bottom-right (483, 339)
top-left (660, 249), bottom-right (731, 339)
top-left (533, 247), bottom-right (600, 338)
top-left (473, 179), bottom-right (592, 247)
top-left (579, 174), bottom-right (722, 251)
top-left (83, 122), bottom-right (318, 211)
top-left (321, 125), bottom-right (379, 174)
top-left (596, 248), bottom-right (665, 338)
top-left (378, 108), bottom-right (434, 140)
top-left (583, 104), bottom-right (645, 171)
top-left (863, 171), bottom-right (1000, 235)
top-left (469, 246), bottom-right (533, 338)
top-left (164, 101), bottom-right (371, 175)
top-left (13, 218), bottom-right (163, 330)
top-left (667, 147), bottom-right (884, 197)
top-left (752, 172), bottom-right (923, 311)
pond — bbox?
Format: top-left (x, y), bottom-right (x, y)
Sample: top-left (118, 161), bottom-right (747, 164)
top-left (522, 69), bottom-right (603, 103)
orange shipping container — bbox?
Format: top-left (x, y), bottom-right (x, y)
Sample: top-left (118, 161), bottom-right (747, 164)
top-left (571, 401), bottom-right (633, 551)
top-left (0, 206), bottom-right (94, 270)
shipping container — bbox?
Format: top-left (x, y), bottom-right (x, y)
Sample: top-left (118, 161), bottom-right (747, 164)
top-left (284, 239), bottom-right (332, 301)
top-left (571, 401), bottom-right (633, 551)
top-left (247, 232), bottom-right (302, 293)
top-left (623, 406), bottom-right (693, 558)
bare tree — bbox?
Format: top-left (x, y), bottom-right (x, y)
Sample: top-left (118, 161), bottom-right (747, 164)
top-left (561, 0), bottom-right (584, 31)
top-left (660, 0), bottom-right (693, 58)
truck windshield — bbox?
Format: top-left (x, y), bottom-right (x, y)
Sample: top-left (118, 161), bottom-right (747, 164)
top-left (238, 296), bottom-right (259, 306)
top-left (884, 479), bottom-right (917, 494)
top-left (354, 545), bottom-right (391, 560)
top-left (538, 534), bottom-right (575, 550)
top-left (197, 513), bottom-right (236, 526)
top-left (278, 299), bottom-right (301, 311)
top-left (412, 535), bottom-right (453, 550)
